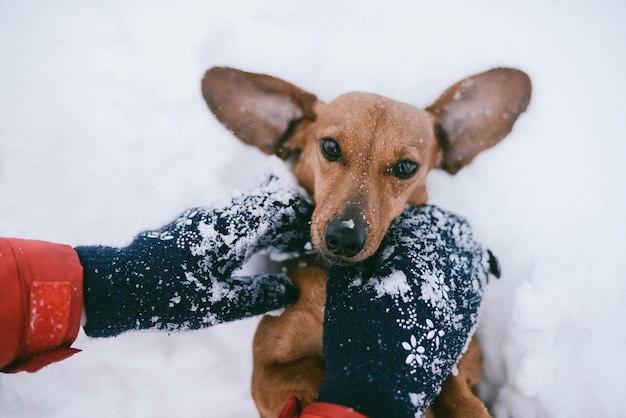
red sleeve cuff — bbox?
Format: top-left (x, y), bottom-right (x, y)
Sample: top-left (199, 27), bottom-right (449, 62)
top-left (0, 238), bottom-right (83, 373)
top-left (300, 402), bottom-right (368, 418)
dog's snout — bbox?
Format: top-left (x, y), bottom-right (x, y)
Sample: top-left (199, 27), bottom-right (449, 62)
top-left (324, 217), bottom-right (367, 258)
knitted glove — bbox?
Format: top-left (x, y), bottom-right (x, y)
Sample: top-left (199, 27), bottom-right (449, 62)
top-left (317, 205), bottom-right (493, 417)
top-left (76, 175), bottom-right (314, 337)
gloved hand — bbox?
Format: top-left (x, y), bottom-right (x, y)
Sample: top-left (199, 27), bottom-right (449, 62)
top-left (1, 174), bottom-right (315, 373)
top-left (77, 175), bottom-right (314, 337)
top-left (313, 205), bottom-right (494, 417)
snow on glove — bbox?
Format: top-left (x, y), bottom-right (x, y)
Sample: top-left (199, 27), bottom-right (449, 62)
top-left (317, 205), bottom-right (493, 418)
top-left (76, 175), bottom-right (314, 337)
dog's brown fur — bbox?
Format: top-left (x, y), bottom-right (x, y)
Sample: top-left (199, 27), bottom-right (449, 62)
top-left (202, 67), bottom-right (531, 417)
top-left (252, 266), bottom-right (327, 418)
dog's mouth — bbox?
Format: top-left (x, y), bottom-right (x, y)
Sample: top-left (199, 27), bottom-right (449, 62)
top-left (318, 251), bottom-right (360, 266)
top-left (315, 239), bottom-right (382, 267)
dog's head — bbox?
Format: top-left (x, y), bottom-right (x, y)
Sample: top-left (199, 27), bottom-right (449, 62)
top-left (202, 67), bottom-right (531, 264)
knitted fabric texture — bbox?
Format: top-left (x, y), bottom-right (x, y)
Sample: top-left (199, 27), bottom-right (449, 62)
top-left (76, 176), bottom-right (314, 337)
top-left (318, 205), bottom-right (491, 417)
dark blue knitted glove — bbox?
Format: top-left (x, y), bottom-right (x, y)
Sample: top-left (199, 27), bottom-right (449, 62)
top-left (317, 205), bottom-right (492, 417)
top-left (76, 176), bottom-right (314, 337)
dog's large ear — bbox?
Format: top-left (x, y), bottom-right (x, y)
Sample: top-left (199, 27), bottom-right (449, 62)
top-left (427, 68), bottom-right (531, 174)
top-left (202, 67), bottom-right (318, 155)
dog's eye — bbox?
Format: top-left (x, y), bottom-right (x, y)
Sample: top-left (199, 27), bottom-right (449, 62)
top-left (320, 137), bottom-right (342, 161)
top-left (391, 160), bottom-right (420, 179)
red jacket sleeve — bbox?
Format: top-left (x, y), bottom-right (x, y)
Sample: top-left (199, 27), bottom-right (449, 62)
top-left (0, 238), bottom-right (83, 373)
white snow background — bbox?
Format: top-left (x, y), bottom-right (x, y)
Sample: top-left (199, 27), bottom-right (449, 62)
top-left (1, 1), bottom-right (625, 417)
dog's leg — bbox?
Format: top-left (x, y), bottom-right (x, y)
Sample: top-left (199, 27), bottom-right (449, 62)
top-left (252, 266), bottom-right (327, 418)
top-left (428, 336), bottom-right (491, 418)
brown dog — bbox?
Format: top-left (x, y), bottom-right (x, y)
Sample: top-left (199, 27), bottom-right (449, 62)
top-left (201, 67), bottom-right (531, 417)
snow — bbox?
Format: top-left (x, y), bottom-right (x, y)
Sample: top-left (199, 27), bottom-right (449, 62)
top-left (0, 1), bottom-right (625, 417)
top-left (341, 219), bottom-right (356, 229)
top-left (371, 270), bottom-right (411, 300)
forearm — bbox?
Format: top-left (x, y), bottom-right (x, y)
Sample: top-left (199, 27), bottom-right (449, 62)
top-left (1, 175), bottom-right (314, 372)
top-left (0, 238), bottom-right (83, 373)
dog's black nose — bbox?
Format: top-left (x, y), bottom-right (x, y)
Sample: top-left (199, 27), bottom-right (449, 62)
top-left (325, 217), bottom-right (367, 258)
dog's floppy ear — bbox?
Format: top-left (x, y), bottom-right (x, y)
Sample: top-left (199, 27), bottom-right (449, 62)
top-left (427, 68), bottom-right (531, 174)
top-left (202, 67), bottom-right (318, 155)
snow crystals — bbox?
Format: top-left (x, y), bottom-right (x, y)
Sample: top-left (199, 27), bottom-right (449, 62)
top-left (409, 392), bottom-right (427, 418)
top-left (370, 270), bottom-right (411, 301)
top-left (341, 219), bottom-right (356, 229)
top-left (419, 272), bottom-right (451, 308)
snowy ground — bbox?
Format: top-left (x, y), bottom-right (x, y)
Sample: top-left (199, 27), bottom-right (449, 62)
top-left (1, 1), bottom-right (625, 417)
